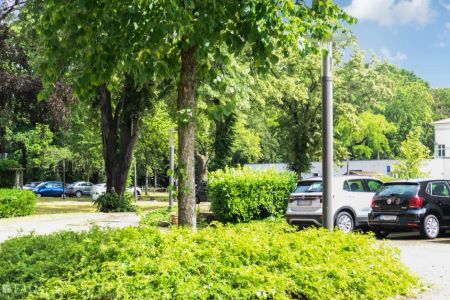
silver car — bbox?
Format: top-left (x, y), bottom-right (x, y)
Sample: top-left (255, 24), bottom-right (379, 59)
top-left (65, 181), bottom-right (93, 198)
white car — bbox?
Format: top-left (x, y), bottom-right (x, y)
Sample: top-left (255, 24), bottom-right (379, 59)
top-left (91, 183), bottom-right (142, 200)
top-left (286, 175), bottom-right (383, 233)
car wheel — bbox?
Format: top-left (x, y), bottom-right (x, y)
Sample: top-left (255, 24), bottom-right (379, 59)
top-left (36, 193), bottom-right (42, 198)
top-left (75, 191), bottom-right (82, 198)
top-left (373, 230), bottom-right (390, 239)
top-left (420, 214), bottom-right (440, 239)
top-left (335, 211), bottom-right (354, 233)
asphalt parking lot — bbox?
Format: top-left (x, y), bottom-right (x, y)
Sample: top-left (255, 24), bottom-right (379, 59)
top-left (387, 231), bottom-right (450, 299)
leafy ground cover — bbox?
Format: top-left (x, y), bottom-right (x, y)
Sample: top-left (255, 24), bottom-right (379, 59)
top-left (0, 219), bottom-right (419, 299)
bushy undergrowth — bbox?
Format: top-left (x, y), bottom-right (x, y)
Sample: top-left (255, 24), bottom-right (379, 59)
top-left (209, 167), bottom-right (297, 223)
top-left (0, 189), bottom-right (36, 218)
top-left (0, 220), bottom-right (419, 299)
top-left (93, 192), bottom-right (136, 212)
top-left (140, 207), bottom-right (174, 226)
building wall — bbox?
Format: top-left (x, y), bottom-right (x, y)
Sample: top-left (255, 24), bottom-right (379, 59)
top-left (434, 123), bottom-right (450, 158)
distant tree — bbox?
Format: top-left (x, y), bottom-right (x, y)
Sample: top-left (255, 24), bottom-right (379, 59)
top-left (393, 129), bottom-right (431, 179)
top-left (432, 88), bottom-right (450, 120)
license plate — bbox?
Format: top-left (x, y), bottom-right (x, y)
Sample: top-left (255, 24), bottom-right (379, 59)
top-left (297, 200), bottom-right (312, 206)
top-left (379, 215), bottom-right (397, 221)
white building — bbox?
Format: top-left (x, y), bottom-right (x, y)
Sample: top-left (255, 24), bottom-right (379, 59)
top-left (247, 118), bottom-right (450, 179)
top-left (434, 118), bottom-right (450, 159)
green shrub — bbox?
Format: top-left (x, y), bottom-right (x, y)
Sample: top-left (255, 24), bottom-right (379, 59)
top-left (0, 189), bottom-right (36, 218)
top-left (208, 167), bottom-right (297, 223)
top-left (0, 159), bottom-right (21, 188)
top-left (0, 220), bottom-right (419, 299)
top-left (93, 192), bottom-right (136, 212)
top-left (140, 207), bottom-right (175, 226)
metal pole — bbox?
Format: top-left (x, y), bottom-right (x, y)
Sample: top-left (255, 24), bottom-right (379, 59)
top-left (169, 128), bottom-right (175, 208)
top-left (134, 158), bottom-right (137, 201)
top-left (322, 40), bottom-right (334, 231)
top-left (62, 159), bottom-right (66, 199)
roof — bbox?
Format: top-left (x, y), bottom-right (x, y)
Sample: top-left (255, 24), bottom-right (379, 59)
top-left (300, 175), bottom-right (380, 182)
top-left (433, 118), bottom-right (450, 125)
top-left (387, 178), bottom-right (450, 184)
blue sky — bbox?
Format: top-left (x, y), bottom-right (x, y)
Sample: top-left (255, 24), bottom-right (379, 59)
top-left (335, 0), bottom-right (450, 88)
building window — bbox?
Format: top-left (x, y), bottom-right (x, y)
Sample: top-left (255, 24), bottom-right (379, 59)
top-left (438, 144), bottom-right (446, 157)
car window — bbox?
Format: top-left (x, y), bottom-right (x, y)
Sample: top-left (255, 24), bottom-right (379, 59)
top-left (377, 183), bottom-right (419, 198)
top-left (54, 183), bottom-right (62, 188)
top-left (427, 181), bottom-right (450, 197)
top-left (343, 180), bottom-right (365, 192)
top-left (294, 181), bottom-right (323, 193)
top-left (367, 180), bottom-right (382, 192)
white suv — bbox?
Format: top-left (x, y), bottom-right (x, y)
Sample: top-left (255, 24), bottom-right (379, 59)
top-left (286, 176), bottom-right (382, 233)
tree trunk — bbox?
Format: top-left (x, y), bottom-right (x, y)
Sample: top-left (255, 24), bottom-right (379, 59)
top-left (195, 150), bottom-right (208, 183)
top-left (98, 75), bottom-right (142, 198)
top-left (98, 84), bottom-right (117, 193)
top-left (177, 45), bottom-right (197, 229)
top-left (145, 167), bottom-right (149, 195)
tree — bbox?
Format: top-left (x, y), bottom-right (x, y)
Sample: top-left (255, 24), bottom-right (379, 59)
top-left (335, 111), bottom-right (396, 160)
top-left (255, 51), bottom-right (322, 174)
top-left (156, 1), bottom-right (352, 227)
top-left (393, 128), bottom-right (431, 179)
top-left (433, 88), bottom-right (450, 120)
top-left (34, 1), bottom-right (164, 197)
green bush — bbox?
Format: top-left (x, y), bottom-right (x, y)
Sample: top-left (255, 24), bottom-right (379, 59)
top-left (93, 192), bottom-right (136, 212)
top-left (0, 159), bottom-right (21, 188)
top-left (0, 220), bottom-right (419, 299)
top-left (0, 189), bottom-right (36, 218)
top-left (140, 207), bottom-right (175, 226)
top-left (208, 167), bottom-right (297, 223)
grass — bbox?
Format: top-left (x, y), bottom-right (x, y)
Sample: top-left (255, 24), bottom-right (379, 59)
top-left (35, 193), bottom-right (169, 215)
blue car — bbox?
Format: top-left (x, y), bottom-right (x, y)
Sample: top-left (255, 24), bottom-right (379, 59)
top-left (33, 181), bottom-right (64, 197)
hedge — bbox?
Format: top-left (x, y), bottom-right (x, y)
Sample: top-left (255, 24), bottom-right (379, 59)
top-left (208, 167), bottom-right (297, 223)
top-left (0, 189), bottom-right (37, 218)
top-left (0, 220), bottom-right (419, 299)
top-left (0, 159), bottom-right (21, 188)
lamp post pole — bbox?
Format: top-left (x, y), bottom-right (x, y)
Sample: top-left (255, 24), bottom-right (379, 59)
top-left (322, 40), bottom-right (334, 231)
top-left (169, 128), bottom-right (175, 208)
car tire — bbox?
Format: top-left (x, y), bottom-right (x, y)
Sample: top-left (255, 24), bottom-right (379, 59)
top-left (36, 193), bottom-right (42, 198)
top-left (335, 211), bottom-right (354, 233)
top-left (75, 191), bottom-right (82, 198)
top-left (373, 230), bottom-right (390, 239)
top-left (420, 214), bottom-right (440, 239)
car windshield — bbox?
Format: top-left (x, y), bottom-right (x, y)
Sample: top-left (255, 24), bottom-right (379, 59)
top-left (294, 181), bottom-right (323, 193)
top-left (377, 183), bottom-right (419, 197)
top-left (35, 182), bottom-right (46, 188)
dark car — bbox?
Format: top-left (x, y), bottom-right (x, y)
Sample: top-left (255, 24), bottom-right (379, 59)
top-left (65, 181), bottom-right (93, 198)
top-left (368, 179), bottom-right (450, 239)
top-left (33, 181), bottom-right (64, 197)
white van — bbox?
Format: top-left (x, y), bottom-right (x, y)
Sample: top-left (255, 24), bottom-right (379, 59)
top-left (286, 176), bottom-right (383, 233)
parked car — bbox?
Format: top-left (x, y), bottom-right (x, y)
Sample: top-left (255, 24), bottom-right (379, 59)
top-left (286, 176), bottom-right (383, 233)
top-left (32, 181), bottom-right (64, 197)
top-left (65, 181), bottom-right (93, 198)
top-left (369, 179), bottom-right (450, 239)
top-left (23, 181), bottom-right (41, 190)
top-left (91, 183), bottom-right (142, 200)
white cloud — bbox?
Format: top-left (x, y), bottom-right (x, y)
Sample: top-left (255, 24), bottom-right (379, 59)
top-left (446, 22), bottom-right (450, 30)
top-left (345, 0), bottom-right (436, 26)
top-left (380, 47), bottom-right (407, 62)
top-left (439, 0), bottom-right (450, 10)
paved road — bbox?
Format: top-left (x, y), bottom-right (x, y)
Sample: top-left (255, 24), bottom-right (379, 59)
top-left (387, 232), bottom-right (450, 299)
top-left (0, 212), bottom-right (140, 243)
